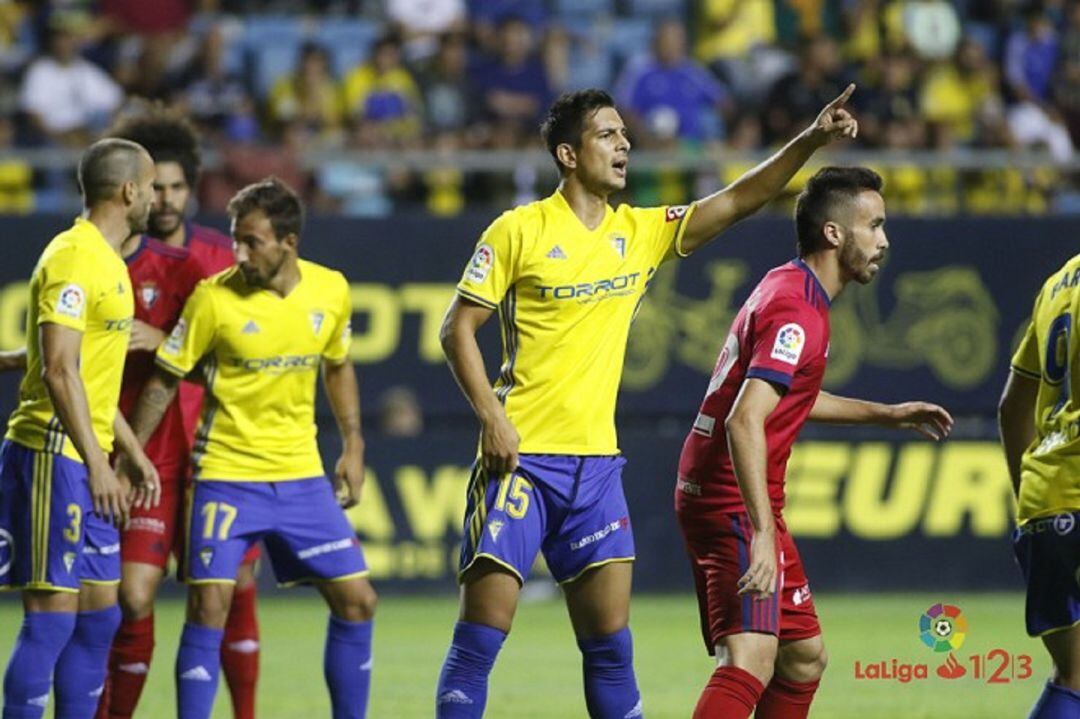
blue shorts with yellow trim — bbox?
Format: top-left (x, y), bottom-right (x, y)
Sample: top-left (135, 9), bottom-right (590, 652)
top-left (184, 477), bottom-right (366, 587)
top-left (1013, 511), bottom-right (1080, 636)
top-left (0, 440), bottom-right (119, 592)
top-left (459, 454), bottom-right (635, 585)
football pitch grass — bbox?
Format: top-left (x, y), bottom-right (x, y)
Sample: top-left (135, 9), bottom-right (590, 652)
top-left (0, 591), bottom-right (1044, 717)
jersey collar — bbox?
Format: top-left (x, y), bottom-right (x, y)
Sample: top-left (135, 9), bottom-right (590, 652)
top-left (792, 257), bottom-right (831, 308)
top-left (550, 189), bottom-right (612, 234)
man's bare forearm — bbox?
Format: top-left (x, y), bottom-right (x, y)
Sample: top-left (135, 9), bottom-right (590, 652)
top-left (441, 311), bottom-right (503, 425)
top-left (129, 370), bottom-right (180, 445)
top-left (809, 392), bottom-right (891, 424)
top-left (726, 417), bottom-right (776, 534)
top-left (999, 372), bottom-right (1038, 497)
top-left (322, 360), bottom-right (364, 448)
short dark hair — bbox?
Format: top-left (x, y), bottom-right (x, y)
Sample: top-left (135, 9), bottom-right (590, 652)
top-left (108, 102), bottom-right (201, 187)
top-left (540, 89), bottom-right (616, 174)
top-left (226, 177), bottom-right (304, 241)
top-left (77, 138), bottom-right (146, 206)
top-left (794, 166), bottom-right (884, 257)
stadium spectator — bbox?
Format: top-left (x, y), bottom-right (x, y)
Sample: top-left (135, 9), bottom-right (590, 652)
top-left (168, 25), bottom-right (254, 142)
top-left (418, 32), bottom-right (471, 135)
top-left (343, 33), bottom-right (423, 144)
top-left (386, 0), bottom-right (466, 62)
top-left (0, 114), bottom-right (32, 212)
top-left (921, 37), bottom-right (1003, 146)
top-left (468, 14), bottom-right (551, 145)
top-left (268, 42), bottom-right (345, 144)
top-left (900, 0), bottom-right (962, 60)
top-left (1053, 0), bottom-right (1080, 143)
top-left (694, 0), bottom-right (784, 104)
top-left (18, 12), bottom-right (123, 146)
top-left (469, 0), bottom-right (546, 53)
top-left (855, 49), bottom-right (923, 148)
top-left (614, 19), bottom-right (730, 146)
top-left (377, 386), bottom-right (424, 437)
top-left (762, 34), bottom-right (848, 145)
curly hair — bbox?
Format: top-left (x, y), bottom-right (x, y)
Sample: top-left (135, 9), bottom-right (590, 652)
top-left (107, 101), bottom-right (201, 187)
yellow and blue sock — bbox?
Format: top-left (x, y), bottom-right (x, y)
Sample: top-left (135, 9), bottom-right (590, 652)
top-left (435, 621), bottom-right (507, 718)
top-left (324, 615), bottom-right (373, 719)
top-left (175, 623), bottom-right (224, 719)
top-left (2, 611), bottom-right (77, 719)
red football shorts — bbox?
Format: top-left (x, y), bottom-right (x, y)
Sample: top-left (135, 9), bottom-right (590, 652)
top-left (121, 466), bottom-right (260, 569)
top-left (677, 504), bottom-right (820, 654)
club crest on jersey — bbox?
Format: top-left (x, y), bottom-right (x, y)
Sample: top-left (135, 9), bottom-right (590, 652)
top-left (487, 519), bottom-right (504, 541)
top-left (465, 243), bottom-right (494, 283)
top-left (610, 234), bottom-right (626, 259)
top-left (771, 323), bottom-right (805, 365)
top-left (310, 311), bottom-right (325, 335)
top-left (199, 547), bottom-right (214, 568)
top-left (63, 551), bottom-right (76, 573)
top-left (139, 282), bottom-right (159, 309)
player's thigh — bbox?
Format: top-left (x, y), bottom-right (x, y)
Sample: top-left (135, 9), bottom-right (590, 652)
top-left (118, 561), bottom-right (166, 619)
top-left (23, 588), bottom-right (78, 613)
top-left (459, 558), bottom-right (523, 632)
top-left (1043, 624), bottom-right (1080, 689)
top-left (720, 632), bottom-right (780, 686)
top-left (80, 509), bottom-right (121, 604)
top-left (563, 560), bottom-right (632, 639)
top-left (235, 556), bottom-right (257, 589)
top-left (316, 574), bottom-right (377, 622)
top-left (79, 579), bottom-right (118, 612)
top-left (774, 634), bottom-right (828, 683)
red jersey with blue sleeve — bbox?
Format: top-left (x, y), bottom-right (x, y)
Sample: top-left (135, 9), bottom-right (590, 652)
top-left (121, 238), bottom-right (204, 473)
top-left (677, 258), bottom-right (831, 515)
top-left (178, 222), bottom-right (235, 446)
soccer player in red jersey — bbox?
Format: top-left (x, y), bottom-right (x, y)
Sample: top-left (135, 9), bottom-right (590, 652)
top-left (675, 167), bottom-right (954, 719)
top-left (96, 107), bottom-right (260, 719)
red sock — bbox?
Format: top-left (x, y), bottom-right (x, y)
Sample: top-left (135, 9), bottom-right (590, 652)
top-left (693, 666), bottom-right (765, 719)
top-left (221, 584), bottom-right (260, 719)
top-left (100, 614), bottom-right (155, 719)
top-left (754, 676), bottom-right (820, 719)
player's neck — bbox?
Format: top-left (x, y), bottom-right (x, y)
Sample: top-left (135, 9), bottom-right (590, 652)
top-left (84, 206), bottom-right (133, 256)
top-left (557, 178), bottom-right (608, 231)
top-left (800, 253), bottom-right (844, 301)
top-left (266, 258), bottom-right (301, 298)
top-left (160, 223), bottom-right (186, 248)
top-left (120, 233), bottom-right (143, 259)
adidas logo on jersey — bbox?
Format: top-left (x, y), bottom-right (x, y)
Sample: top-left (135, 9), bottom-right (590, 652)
top-left (438, 690), bottom-right (473, 705)
top-left (118, 662), bottom-right (149, 675)
top-left (546, 245), bottom-right (567, 260)
top-left (180, 666), bottom-right (213, 682)
top-left (242, 320), bottom-right (260, 334)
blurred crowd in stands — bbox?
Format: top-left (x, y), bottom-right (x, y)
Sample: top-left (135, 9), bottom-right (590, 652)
top-left (0, 0), bottom-right (1076, 215)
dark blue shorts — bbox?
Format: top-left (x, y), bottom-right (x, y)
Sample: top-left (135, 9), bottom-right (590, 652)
top-left (0, 439), bottom-right (119, 592)
top-left (459, 454), bottom-right (635, 585)
top-left (184, 477), bottom-right (367, 587)
top-left (1013, 511), bottom-right (1080, 636)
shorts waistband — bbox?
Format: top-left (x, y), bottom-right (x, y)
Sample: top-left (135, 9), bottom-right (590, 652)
top-left (1016, 511), bottom-right (1080, 536)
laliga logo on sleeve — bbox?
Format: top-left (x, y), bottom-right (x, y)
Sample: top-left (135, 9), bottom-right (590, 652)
top-left (465, 244), bottom-right (494, 283)
top-left (771, 324), bottom-right (805, 365)
top-left (58, 284), bottom-right (86, 318)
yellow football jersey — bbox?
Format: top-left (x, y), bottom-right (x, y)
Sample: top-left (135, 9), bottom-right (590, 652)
top-left (155, 259), bottom-right (352, 481)
top-left (456, 190), bottom-right (696, 455)
top-left (6, 218), bottom-right (133, 461)
top-left (1012, 253), bottom-right (1080, 522)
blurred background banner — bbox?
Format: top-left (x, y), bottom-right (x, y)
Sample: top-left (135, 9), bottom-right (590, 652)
top-left (0, 213), bottom-right (1058, 592)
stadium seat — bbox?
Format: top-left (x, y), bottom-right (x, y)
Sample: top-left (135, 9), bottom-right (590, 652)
top-left (623, 0), bottom-right (686, 16)
top-left (606, 18), bottom-right (653, 65)
top-left (565, 40), bottom-right (613, 91)
top-left (317, 19), bottom-right (380, 78)
top-left (251, 44), bottom-right (302, 98)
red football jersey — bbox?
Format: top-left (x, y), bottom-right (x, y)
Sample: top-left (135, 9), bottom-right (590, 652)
top-left (178, 222), bottom-right (235, 447)
top-left (121, 238), bottom-right (204, 472)
top-left (677, 259), bottom-right (831, 515)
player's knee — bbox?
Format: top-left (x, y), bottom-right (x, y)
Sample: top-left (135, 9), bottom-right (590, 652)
top-left (186, 587), bottom-right (231, 628)
top-left (326, 580), bottom-right (377, 622)
top-left (725, 641), bottom-right (777, 686)
top-left (119, 581), bottom-right (156, 619)
top-left (778, 638), bottom-right (828, 682)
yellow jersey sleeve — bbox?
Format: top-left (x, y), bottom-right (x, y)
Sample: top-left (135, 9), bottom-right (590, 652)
top-left (37, 245), bottom-right (94, 332)
top-left (156, 282), bottom-right (217, 377)
top-left (1011, 293), bottom-right (1043, 380)
top-left (631, 203), bottom-right (698, 263)
top-left (456, 211), bottom-right (520, 310)
top-left (323, 275), bottom-right (352, 365)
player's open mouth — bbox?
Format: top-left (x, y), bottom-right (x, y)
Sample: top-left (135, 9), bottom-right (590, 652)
top-left (612, 159), bottom-right (627, 176)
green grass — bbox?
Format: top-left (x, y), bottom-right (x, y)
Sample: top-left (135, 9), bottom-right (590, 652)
top-left (0, 591), bottom-right (1045, 717)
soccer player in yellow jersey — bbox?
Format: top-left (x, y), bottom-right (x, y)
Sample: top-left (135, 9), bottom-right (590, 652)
top-left (1000, 254), bottom-right (1080, 718)
top-left (123, 178), bottom-right (376, 719)
top-left (1, 139), bottom-right (159, 719)
top-left (435, 87), bottom-right (859, 717)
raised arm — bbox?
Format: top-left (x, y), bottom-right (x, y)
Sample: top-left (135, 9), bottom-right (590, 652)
top-left (40, 323), bottom-right (128, 524)
top-left (440, 295), bottom-right (520, 474)
top-left (725, 377), bottom-right (783, 599)
top-left (809, 391), bottom-right (953, 440)
top-left (0, 346), bottom-right (26, 372)
top-left (998, 370), bottom-right (1039, 498)
top-left (679, 84), bottom-right (858, 255)
top-left (322, 359), bottom-right (366, 508)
